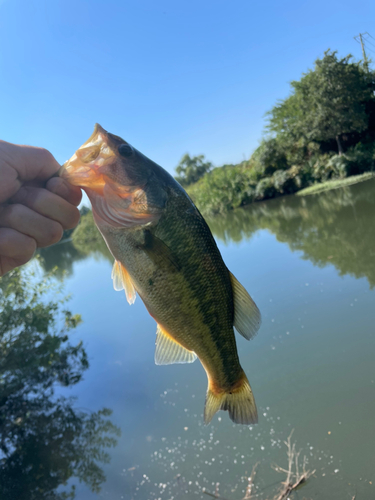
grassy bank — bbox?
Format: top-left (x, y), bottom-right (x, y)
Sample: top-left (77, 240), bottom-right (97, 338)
top-left (296, 172), bottom-right (375, 196)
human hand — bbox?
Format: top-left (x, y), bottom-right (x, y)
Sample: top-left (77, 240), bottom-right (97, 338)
top-left (0, 140), bottom-right (82, 276)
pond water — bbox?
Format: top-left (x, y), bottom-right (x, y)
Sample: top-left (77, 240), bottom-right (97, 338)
top-left (14, 180), bottom-right (375, 498)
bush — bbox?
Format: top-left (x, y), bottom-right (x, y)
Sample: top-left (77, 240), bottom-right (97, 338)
top-left (345, 143), bottom-right (375, 175)
top-left (326, 155), bottom-right (350, 178)
top-left (254, 177), bottom-right (277, 200)
top-left (188, 165), bottom-right (256, 214)
top-left (310, 153), bottom-right (336, 182)
top-left (292, 163), bottom-right (314, 189)
top-left (252, 138), bottom-right (289, 176)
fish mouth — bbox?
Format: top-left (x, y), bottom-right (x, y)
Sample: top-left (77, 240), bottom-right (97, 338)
top-left (60, 123), bottom-right (111, 191)
top-left (60, 162), bottom-right (98, 187)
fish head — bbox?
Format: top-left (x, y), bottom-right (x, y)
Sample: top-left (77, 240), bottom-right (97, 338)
top-left (61, 124), bottom-right (168, 228)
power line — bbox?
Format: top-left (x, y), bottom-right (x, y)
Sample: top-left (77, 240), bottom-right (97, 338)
top-left (365, 47), bottom-right (375, 56)
top-left (354, 32), bottom-right (371, 71)
top-left (363, 36), bottom-right (375, 49)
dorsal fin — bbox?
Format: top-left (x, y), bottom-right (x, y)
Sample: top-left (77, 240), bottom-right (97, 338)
top-left (111, 260), bottom-right (136, 305)
top-left (155, 324), bottom-right (197, 365)
top-left (229, 271), bottom-right (261, 340)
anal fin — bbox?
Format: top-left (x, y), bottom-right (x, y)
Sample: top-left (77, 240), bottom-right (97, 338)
top-left (111, 260), bottom-right (136, 305)
top-left (155, 324), bottom-right (197, 365)
top-left (229, 271), bottom-right (261, 341)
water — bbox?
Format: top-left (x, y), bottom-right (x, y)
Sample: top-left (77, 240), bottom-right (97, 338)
top-left (6, 179), bottom-right (375, 499)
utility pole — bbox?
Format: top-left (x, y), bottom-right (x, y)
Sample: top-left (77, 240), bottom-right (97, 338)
top-left (354, 32), bottom-right (369, 72)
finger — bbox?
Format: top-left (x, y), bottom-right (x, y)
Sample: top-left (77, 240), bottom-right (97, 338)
top-left (0, 140), bottom-right (60, 183)
top-left (9, 186), bottom-right (80, 230)
top-left (0, 204), bottom-right (63, 248)
top-left (0, 163), bottom-right (22, 202)
top-left (45, 177), bottom-right (83, 206)
top-left (0, 228), bottom-right (37, 276)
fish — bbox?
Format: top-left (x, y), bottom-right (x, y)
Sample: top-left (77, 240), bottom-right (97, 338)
top-left (61, 124), bottom-right (261, 425)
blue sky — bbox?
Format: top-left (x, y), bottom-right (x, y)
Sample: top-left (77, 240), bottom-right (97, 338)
top-left (0, 0), bottom-right (374, 175)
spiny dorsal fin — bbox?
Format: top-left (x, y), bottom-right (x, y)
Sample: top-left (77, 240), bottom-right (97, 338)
top-left (111, 260), bottom-right (136, 305)
top-left (155, 324), bottom-right (197, 365)
top-left (229, 271), bottom-right (261, 341)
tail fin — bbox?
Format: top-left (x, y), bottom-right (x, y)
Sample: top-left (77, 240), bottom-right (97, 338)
top-left (204, 375), bottom-right (258, 425)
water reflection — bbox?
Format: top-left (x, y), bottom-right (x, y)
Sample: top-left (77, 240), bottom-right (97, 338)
top-left (207, 179), bottom-right (375, 287)
top-left (37, 211), bottom-right (112, 277)
top-left (38, 240), bottom-right (86, 278)
top-left (0, 269), bottom-right (120, 499)
top-left (38, 179), bottom-right (375, 287)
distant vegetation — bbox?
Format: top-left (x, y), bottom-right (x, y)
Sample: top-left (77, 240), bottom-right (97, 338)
top-left (174, 153), bottom-right (213, 187)
top-left (176, 50), bottom-right (375, 214)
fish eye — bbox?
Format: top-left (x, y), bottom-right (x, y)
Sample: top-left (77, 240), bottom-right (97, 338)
top-left (118, 144), bottom-right (133, 157)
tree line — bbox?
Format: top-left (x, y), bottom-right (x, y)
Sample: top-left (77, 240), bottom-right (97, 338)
top-left (175, 50), bottom-right (375, 214)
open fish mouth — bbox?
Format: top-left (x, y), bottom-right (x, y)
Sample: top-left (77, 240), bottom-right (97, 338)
top-left (61, 162), bottom-right (92, 182)
top-left (60, 160), bottom-right (107, 191)
top-left (60, 124), bottom-right (112, 191)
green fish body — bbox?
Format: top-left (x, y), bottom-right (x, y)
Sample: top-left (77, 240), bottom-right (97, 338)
top-left (62, 124), bottom-right (261, 424)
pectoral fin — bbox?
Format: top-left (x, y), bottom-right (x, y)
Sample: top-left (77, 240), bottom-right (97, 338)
top-left (155, 324), bottom-right (197, 365)
top-left (142, 231), bottom-right (181, 273)
top-left (111, 260), bottom-right (136, 305)
top-left (229, 271), bottom-right (261, 340)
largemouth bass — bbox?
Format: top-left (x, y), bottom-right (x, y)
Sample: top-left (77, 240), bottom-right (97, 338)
top-left (62, 124), bottom-right (261, 424)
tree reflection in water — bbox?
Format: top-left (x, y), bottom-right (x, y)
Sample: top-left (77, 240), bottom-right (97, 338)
top-left (0, 268), bottom-right (120, 500)
top-left (37, 210), bottom-right (112, 279)
top-left (207, 179), bottom-right (375, 288)
top-left (37, 179), bottom-right (375, 289)
top-left (38, 241), bottom-right (86, 278)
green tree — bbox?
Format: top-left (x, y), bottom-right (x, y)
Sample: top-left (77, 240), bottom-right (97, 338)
top-left (174, 153), bottom-right (213, 187)
top-left (0, 268), bottom-right (120, 499)
top-left (252, 138), bottom-right (289, 175)
top-left (268, 50), bottom-right (375, 155)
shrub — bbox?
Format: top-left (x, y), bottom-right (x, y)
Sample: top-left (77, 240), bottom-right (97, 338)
top-left (254, 177), bottom-right (277, 200)
top-left (273, 169), bottom-right (298, 194)
top-left (311, 153), bottom-right (336, 182)
top-left (326, 155), bottom-right (350, 178)
top-left (188, 165), bottom-right (256, 214)
top-left (252, 138), bottom-right (289, 176)
top-left (345, 143), bottom-right (375, 175)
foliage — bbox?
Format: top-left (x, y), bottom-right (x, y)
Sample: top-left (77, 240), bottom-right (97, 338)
top-left (267, 50), bottom-right (375, 155)
top-left (345, 142), bottom-right (375, 174)
top-left (0, 269), bottom-right (120, 499)
top-left (251, 138), bottom-right (288, 176)
top-left (188, 164), bottom-right (256, 214)
top-left (184, 50), bottom-right (375, 214)
top-left (254, 176), bottom-right (277, 200)
top-left (175, 153), bottom-right (213, 187)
